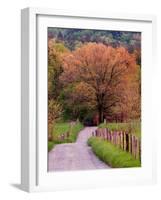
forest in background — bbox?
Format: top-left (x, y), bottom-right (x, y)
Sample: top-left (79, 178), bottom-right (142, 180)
top-left (48, 28), bottom-right (141, 57)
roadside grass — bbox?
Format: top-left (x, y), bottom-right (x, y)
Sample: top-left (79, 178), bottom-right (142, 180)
top-left (68, 123), bottom-right (84, 142)
top-left (99, 120), bottom-right (141, 138)
top-left (52, 122), bottom-right (70, 139)
top-left (48, 141), bottom-right (57, 152)
top-left (48, 122), bottom-right (84, 151)
top-left (88, 137), bottom-right (141, 168)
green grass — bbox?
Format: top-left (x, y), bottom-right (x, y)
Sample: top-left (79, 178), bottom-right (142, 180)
top-left (48, 141), bottom-right (56, 152)
top-left (99, 120), bottom-right (141, 138)
top-left (52, 122), bottom-right (70, 139)
top-left (88, 137), bottom-right (141, 168)
top-left (52, 122), bottom-right (84, 142)
top-left (68, 123), bottom-right (84, 142)
top-left (48, 122), bottom-right (84, 151)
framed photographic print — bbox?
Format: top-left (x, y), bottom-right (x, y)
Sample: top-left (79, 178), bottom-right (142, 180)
top-left (21, 7), bottom-right (156, 192)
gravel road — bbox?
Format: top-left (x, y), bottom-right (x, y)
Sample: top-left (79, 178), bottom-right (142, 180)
top-left (48, 127), bottom-right (110, 171)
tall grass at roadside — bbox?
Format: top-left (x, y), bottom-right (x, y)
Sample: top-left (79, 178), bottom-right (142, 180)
top-left (88, 137), bottom-right (141, 168)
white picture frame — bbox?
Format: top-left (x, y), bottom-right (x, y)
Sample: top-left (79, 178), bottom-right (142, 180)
top-left (21, 7), bottom-right (157, 192)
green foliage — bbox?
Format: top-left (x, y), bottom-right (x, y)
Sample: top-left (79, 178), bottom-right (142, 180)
top-left (48, 141), bottom-right (56, 152)
top-left (99, 120), bottom-right (141, 138)
top-left (48, 39), bottom-right (68, 99)
top-left (88, 137), bottom-right (141, 168)
top-left (59, 82), bottom-right (96, 121)
top-left (54, 42), bottom-right (68, 53)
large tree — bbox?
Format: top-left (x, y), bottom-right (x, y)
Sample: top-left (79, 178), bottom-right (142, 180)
top-left (60, 43), bottom-right (139, 123)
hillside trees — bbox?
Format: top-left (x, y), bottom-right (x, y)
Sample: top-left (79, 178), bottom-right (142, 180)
top-left (48, 28), bottom-right (141, 53)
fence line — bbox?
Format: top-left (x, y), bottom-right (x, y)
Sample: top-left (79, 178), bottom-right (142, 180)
top-left (92, 128), bottom-right (141, 160)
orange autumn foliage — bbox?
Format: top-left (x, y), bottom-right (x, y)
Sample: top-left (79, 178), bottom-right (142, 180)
top-left (60, 43), bottom-right (140, 122)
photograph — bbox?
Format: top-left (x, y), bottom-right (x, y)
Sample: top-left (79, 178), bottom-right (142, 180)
top-left (47, 27), bottom-right (141, 172)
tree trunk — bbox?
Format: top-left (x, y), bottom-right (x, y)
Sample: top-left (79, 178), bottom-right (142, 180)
top-left (98, 106), bottom-right (104, 124)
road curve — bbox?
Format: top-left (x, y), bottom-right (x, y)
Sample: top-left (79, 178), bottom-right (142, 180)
top-left (48, 127), bottom-right (110, 172)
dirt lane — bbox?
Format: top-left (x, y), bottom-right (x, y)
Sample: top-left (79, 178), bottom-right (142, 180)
top-left (48, 127), bottom-right (110, 171)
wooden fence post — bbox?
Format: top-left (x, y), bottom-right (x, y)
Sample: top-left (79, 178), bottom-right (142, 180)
top-left (110, 131), bottom-right (113, 143)
top-left (114, 131), bottom-right (117, 145)
top-left (104, 128), bottom-right (107, 139)
top-left (123, 132), bottom-right (125, 151)
top-left (103, 128), bottom-right (106, 139)
top-left (96, 130), bottom-right (98, 137)
top-left (132, 135), bottom-right (135, 157)
top-left (107, 129), bottom-right (110, 141)
top-left (106, 128), bottom-right (109, 139)
top-left (120, 131), bottom-right (123, 150)
top-left (101, 129), bottom-right (102, 137)
top-left (118, 132), bottom-right (121, 148)
top-left (139, 139), bottom-right (141, 161)
top-left (129, 134), bottom-right (132, 153)
top-left (135, 138), bottom-right (140, 160)
top-left (125, 132), bottom-right (129, 152)
top-left (135, 136), bottom-right (137, 158)
top-left (131, 135), bottom-right (133, 156)
top-left (116, 131), bottom-right (118, 145)
top-left (99, 129), bottom-right (101, 137)
top-left (113, 131), bottom-right (116, 145)
top-left (66, 131), bottom-right (69, 138)
top-left (60, 134), bottom-right (65, 141)
top-left (108, 130), bottom-right (110, 141)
